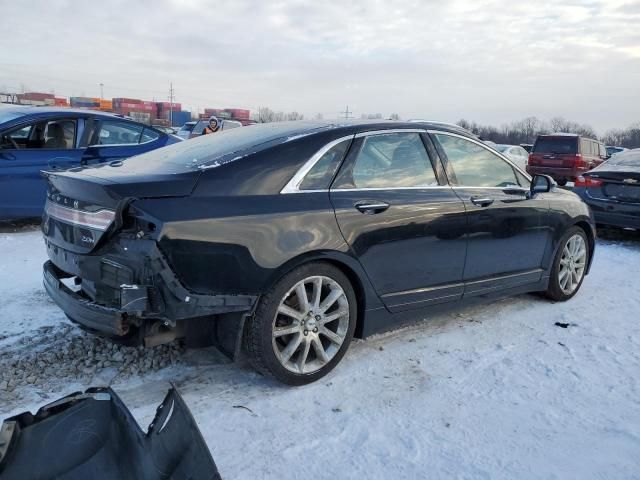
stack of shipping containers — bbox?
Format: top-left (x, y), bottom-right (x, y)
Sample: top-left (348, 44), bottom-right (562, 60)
top-left (9, 92), bottom-right (249, 128)
top-left (203, 108), bottom-right (251, 125)
top-left (112, 98), bottom-right (157, 125)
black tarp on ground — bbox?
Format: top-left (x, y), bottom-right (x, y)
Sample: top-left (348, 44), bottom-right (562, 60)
top-left (0, 385), bottom-right (221, 479)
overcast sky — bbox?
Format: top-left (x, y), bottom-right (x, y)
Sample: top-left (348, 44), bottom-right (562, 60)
top-left (2, 0), bottom-right (639, 132)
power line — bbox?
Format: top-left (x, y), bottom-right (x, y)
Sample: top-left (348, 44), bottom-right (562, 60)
top-left (168, 82), bottom-right (175, 125)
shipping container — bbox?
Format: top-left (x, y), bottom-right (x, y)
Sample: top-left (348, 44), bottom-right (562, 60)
top-left (166, 110), bottom-right (191, 127)
top-left (18, 92), bottom-right (55, 102)
top-left (227, 108), bottom-right (251, 120)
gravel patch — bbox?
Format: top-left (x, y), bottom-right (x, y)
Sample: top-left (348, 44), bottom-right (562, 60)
top-left (0, 323), bottom-right (186, 404)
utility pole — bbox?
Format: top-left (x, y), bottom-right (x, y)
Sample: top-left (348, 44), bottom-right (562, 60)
top-left (99, 83), bottom-right (104, 100)
top-left (340, 105), bottom-right (353, 120)
top-left (168, 82), bottom-right (175, 126)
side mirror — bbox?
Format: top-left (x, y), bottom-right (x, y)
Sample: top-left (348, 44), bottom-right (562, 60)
top-left (531, 174), bottom-right (554, 194)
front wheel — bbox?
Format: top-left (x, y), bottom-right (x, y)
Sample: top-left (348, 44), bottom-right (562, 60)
top-left (544, 227), bottom-right (589, 301)
top-left (245, 262), bottom-right (357, 385)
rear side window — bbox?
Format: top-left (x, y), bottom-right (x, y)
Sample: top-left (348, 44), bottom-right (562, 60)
top-left (435, 133), bottom-right (519, 188)
top-left (140, 128), bottom-right (160, 143)
top-left (94, 121), bottom-right (143, 145)
top-left (299, 140), bottom-right (350, 190)
top-left (335, 132), bottom-right (437, 189)
top-left (533, 137), bottom-right (578, 154)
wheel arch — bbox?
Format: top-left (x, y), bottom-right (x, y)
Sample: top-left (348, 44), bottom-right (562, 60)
top-left (574, 220), bottom-right (596, 274)
top-left (262, 250), bottom-right (383, 339)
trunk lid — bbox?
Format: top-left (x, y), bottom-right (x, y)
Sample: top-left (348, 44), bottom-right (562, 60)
top-left (586, 165), bottom-right (640, 203)
top-left (42, 162), bottom-right (201, 254)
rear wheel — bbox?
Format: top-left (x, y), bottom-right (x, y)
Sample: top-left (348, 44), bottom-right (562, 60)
top-left (245, 262), bottom-right (357, 385)
top-left (544, 227), bottom-right (589, 301)
top-left (556, 178), bottom-right (568, 186)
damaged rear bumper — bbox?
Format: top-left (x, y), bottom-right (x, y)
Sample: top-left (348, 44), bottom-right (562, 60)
top-left (43, 236), bottom-right (258, 346)
top-left (0, 386), bottom-right (221, 480)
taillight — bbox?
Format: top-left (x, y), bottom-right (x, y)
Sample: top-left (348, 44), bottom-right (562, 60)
top-left (574, 153), bottom-right (587, 168)
top-left (575, 176), bottom-right (603, 187)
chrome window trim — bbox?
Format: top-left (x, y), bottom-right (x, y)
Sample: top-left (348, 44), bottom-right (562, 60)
top-left (280, 135), bottom-right (354, 194)
top-left (354, 128), bottom-right (427, 138)
top-left (331, 185), bottom-right (450, 192)
top-left (428, 130), bottom-right (532, 181)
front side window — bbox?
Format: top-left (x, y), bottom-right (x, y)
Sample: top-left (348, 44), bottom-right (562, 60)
top-left (299, 139), bottom-right (350, 190)
top-left (336, 132), bottom-right (437, 189)
top-left (94, 121), bottom-right (143, 145)
top-left (44, 120), bottom-right (76, 149)
top-left (0, 119), bottom-right (76, 150)
top-left (435, 133), bottom-right (519, 188)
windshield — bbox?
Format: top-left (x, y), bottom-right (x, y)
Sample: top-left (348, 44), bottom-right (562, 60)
top-left (180, 123), bottom-right (195, 132)
top-left (494, 145), bottom-right (509, 152)
top-left (533, 137), bottom-right (578, 154)
top-left (125, 121), bottom-right (327, 170)
top-left (0, 109), bottom-right (27, 124)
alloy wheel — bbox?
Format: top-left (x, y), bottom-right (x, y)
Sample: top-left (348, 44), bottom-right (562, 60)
top-left (558, 233), bottom-right (587, 295)
top-left (272, 275), bottom-right (350, 374)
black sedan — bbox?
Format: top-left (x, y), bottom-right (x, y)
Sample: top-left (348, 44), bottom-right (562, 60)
top-left (574, 149), bottom-right (640, 230)
top-left (41, 120), bottom-right (595, 385)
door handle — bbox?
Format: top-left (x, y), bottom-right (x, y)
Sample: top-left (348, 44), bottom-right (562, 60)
top-left (502, 186), bottom-right (528, 196)
top-left (355, 201), bottom-right (390, 214)
top-left (470, 196), bottom-right (494, 207)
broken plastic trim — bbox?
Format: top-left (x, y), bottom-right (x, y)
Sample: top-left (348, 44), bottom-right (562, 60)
top-left (0, 384), bottom-right (221, 480)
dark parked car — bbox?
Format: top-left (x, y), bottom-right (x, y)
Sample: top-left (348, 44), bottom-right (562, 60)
top-left (0, 106), bottom-right (181, 220)
top-left (606, 146), bottom-right (627, 157)
top-left (520, 143), bottom-right (533, 153)
top-left (527, 134), bottom-right (608, 186)
top-left (574, 148), bottom-right (640, 229)
top-left (41, 121), bottom-right (595, 385)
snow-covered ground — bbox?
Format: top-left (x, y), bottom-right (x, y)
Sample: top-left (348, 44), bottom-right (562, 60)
top-left (1, 227), bottom-right (639, 479)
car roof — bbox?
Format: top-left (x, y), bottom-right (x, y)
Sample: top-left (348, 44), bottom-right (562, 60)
top-left (0, 105), bottom-right (126, 119)
top-left (201, 119), bottom-right (479, 138)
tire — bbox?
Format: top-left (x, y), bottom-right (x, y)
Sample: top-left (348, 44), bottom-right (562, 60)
top-left (245, 262), bottom-right (357, 386)
top-left (556, 178), bottom-right (568, 187)
top-left (544, 226), bottom-right (589, 301)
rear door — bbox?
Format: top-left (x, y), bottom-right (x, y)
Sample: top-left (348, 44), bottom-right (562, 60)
top-left (83, 119), bottom-right (160, 164)
top-left (431, 131), bottom-right (550, 296)
top-left (330, 130), bottom-right (467, 312)
top-left (0, 117), bottom-right (84, 218)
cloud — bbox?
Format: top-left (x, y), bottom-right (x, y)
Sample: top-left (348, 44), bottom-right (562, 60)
top-left (1, 0), bottom-right (638, 132)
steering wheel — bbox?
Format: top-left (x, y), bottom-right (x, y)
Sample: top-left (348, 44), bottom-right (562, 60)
top-left (1, 135), bottom-right (19, 149)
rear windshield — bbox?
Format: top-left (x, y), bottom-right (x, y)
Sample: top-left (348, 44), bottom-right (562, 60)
top-left (533, 137), bottom-right (578, 154)
top-left (125, 122), bottom-right (327, 170)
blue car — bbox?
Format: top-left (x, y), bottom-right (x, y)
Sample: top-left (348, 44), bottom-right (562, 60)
top-left (0, 106), bottom-right (181, 220)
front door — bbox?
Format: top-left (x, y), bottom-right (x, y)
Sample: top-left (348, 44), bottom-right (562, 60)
top-left (330, 131), bottom-right (467, 312)
top-left (431, 131), bottom-right (550, 296)
top-left (0, 118), bottom-right (83, 219)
